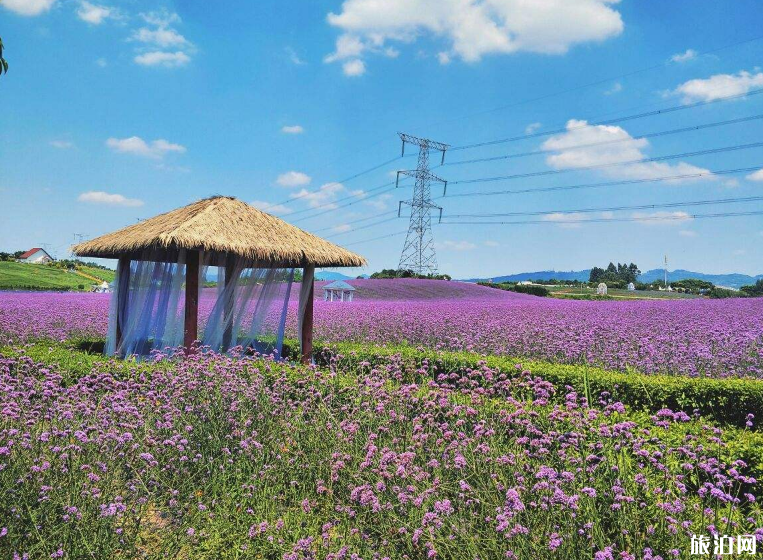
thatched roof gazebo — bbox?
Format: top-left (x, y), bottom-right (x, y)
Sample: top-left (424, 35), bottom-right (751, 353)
top-left (73, 196), bottom-right (366, 363)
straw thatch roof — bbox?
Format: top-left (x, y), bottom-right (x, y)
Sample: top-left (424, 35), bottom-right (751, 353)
top-left (72, 196), bottom-right (366, 268)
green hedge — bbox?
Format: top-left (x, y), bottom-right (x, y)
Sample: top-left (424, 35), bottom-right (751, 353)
top-left (310, 341), bottom-right (763, 429)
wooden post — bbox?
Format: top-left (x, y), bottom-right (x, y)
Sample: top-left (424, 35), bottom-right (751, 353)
top-left (300, 266), bottom-right (314, 365)
top-left (222, 255), bottom-right (236, 349)
top-left (184, 250), bottom-right (200, 354)
top-left (115, 256), bottom-right (131, 356)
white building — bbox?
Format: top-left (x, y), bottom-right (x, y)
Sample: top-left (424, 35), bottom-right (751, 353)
top-left (322, 280), bottom-right (356, 302)
top-left (17, 247), bottom-right (53, 264)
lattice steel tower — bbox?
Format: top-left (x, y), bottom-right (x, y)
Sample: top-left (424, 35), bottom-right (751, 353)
top-left (395, 133), bottom-right (449, 275)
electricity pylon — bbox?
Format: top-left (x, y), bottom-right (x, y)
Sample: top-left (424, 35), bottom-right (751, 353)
top-left (396, 133), bottom-right (449, 275)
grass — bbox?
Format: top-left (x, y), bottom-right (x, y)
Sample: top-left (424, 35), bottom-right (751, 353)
top-left (543, 285), bottom-right (699, 300)
top-left (0, 261), bottom-right (115, 291)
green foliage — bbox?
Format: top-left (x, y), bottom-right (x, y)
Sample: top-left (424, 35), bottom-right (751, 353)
top-left (708, 286), bottom-right (743, 299)
top-left (370, 268), bottom-right (451, 280)
top-left (741, 279), bottom-right (763, 297)
top-left (589, 262), bottom-right (640, 285)
top-left (311, 341), bottom-right (763, 429)
top-left (478, 281), bottom-right (549, 297)
top-left (670, 278), bottom-right (714, 293)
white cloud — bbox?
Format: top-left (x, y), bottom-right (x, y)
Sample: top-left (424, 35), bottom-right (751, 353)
top-left (281, 125), bottom-right (305, 134)
top-left (542, 212), bottom-right (588, 229)
top-left (1, 0), bottom-right (56, 16)
top-left (673, 70), bottom-right (763, 103)
top-left (364, 193), bottom-right (392, 211)
top-left (484, 240), bottom-right (500, 247)
top-left (76, 2), bottom-right (115, 25)
top-left (291, 182), bottom-right (346, 209)
top-left (95, 57), bottom-right (108, 67)
top-left (78, 191), bottom-right (144, 207)
top-left (632, 211), bottom-right (692, 225)
top-left (139, 9), bottom-right (180, 27)
top-left (604, 81), bottom-right (622, 95)
top-left (325, 0), bottom-right (623, 72)
top-left (542, 119), bottom-right (713, 182)
top-left (679, 230), bottom-right (697, 238)
top-left (134, 51), bottom-right (191, 67)
top-left (437, 240), bottom-right (477, 251)
top-left (250, 200), bottom-right (294, 216)
top-left (747, 169), bottom-right (763, 182)
top-left (131, 26), bottom-right (190, 48)
top-left (50, 140), bottom-right (73, 149)
top-left (437, 52), bottom-right (451, 65)
top-left (106, 136), bottom-right (186, 159)
top-left (342, 59), bottom-right (366, 76)
top-left (525, 122), bottom-right (542, 135)
top-left (670, 49), bottom-right (697, 63)
top-left (286, 47), bottom-right (306, 65)
top-left (332, 224), bottom-right (352, 233)
top-left (276, 171), bottom-right (311, 188)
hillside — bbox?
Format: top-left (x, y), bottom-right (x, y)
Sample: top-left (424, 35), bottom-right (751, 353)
top-left (467, 268), bottom-right (763, 289)
top-left (0, 262), bottom-right (115, 291)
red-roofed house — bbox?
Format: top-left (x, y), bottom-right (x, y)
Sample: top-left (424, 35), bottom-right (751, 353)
top-left (18, 248), bottom-right (53, 264)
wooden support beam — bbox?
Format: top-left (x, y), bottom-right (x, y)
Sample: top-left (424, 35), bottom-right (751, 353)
top-left (115, 256), bottom-right (131, 356)
top-left (300, 266), bottom-right (315, 365)
top-left (184, 251), bottom-right (200, 354)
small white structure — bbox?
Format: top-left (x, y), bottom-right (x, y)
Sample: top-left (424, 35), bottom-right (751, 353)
top-left (18, 247), bottom-right (53, 264)
top-left (322, 280), bottom-right (356, 302)
top-left (92, 281), bottom-right (111, 293)
top-left (596, 283), bottom-right (608, 296)
top-left (627, 282), bottom-right (635, 291)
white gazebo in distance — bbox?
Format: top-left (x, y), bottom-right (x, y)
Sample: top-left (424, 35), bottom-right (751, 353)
top-left (597, 283), bottom-right (608, 296)
top-left (323, 280), bottom-right (356, 302)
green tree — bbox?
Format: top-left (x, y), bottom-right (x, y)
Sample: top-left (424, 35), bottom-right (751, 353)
top-left (0, 37), bottom-right (8, 77)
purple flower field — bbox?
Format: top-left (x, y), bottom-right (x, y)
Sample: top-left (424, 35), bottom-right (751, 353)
top-left (1, 280), bottom-right (762, 378)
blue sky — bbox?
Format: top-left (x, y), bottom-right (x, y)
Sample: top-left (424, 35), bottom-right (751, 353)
top-left (1, 0), bottom-right (762, 278)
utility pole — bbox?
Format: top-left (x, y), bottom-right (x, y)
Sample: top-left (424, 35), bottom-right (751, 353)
top-left (664, 254), bottom-right (668, 288)
top-left (396, 132), bottom-right (449, 275)
top-left (71, 234), bottom-right (87, 259)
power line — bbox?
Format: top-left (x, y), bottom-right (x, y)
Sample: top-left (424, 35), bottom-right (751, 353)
top-left (291, 183), bottom-right (401, 223)
top-left (446, 195), bottom-right (763, 219)
top-left (445, 113), bottom-right (763, 166)
top-left (324, 216), bottom-right (400, 239)
top-left (312, 210), bottom-right (398, 234)
top-left (446, 141), bottom-right (763, 187)
top-left (341, 230), bottom-right (409, 247)
top-left (441, 166), bottom-right (760, 198)
top-left (450, 88), bottom-right (763, 152)
top-left (442, 209), bottom-right (763, 226)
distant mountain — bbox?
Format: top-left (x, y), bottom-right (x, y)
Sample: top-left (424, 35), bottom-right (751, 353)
top-left (638, 269), bottom-right (763, 289)
top-left (315, 271), bottom-right (354, 281)
top-left (465, 270), bottom-right (591, 283)
top-left (465, 269), bottom-right (762, 289)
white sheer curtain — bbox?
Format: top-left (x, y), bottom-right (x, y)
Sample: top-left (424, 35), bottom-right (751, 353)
top-left (106, 250), bottom-right (296, 359)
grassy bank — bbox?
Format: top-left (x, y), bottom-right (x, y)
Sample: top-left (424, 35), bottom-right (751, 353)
top-left (0, 261), bottom-right (115, 291)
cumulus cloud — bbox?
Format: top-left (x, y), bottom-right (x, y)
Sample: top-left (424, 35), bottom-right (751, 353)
top-left (436, 240), bottom-right (477, 251)
top-left (276, 171), bottom-right (311, 188)
top-left (747, 169), bottom-right (763, 182)
top-left (250, 200), bottom-right (294, 216)
top-left (285, 47), bottom-right (306, 65)
top-left (604, 81), bottom-right (622, 95)
top-left (76, 2), bottom-right (116, 25)
top-left (364, 193), bottom-right (393, 211)
top-left (132, 10), bottom-right (194, 67)
top-left (134, 51), bottom-right (191, 67)
top-left (541, 119), bottom-right (713, 182)
top-left (291, 182), bottom-right (346, 209)
top-left (332, 224), bottom-right (352, 233)
top-left (1, 0), bottom-right (56, 16)
top-left (281, 125), bottom-right (305, 134)
top-left (673, 70), bottom-right (763, 103)
top-left (325, 0), bottom-right (623, 72)
top-left (106, 136), bottom-right (186, 159)
top-left (78, 191), bottom-right (144, 207)
top-left (342, 59), bottom-right (366, 76)
top-left (670, 49), bottom-right (697, 63)
top-left (632, 211), bottom-right (692, 225)
top-left (542, 212), bottom-right (589, 229)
